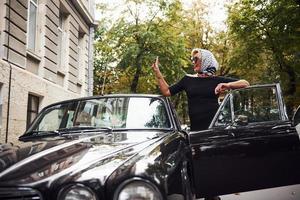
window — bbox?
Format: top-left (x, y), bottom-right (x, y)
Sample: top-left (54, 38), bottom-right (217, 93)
top-left (34, 102), bottom-right (77, 132)
top-left (214, 96), bottom-right (232, 127)
top-left (78, 33), bottom-right (85, 82)
top-left (214, 86), bottom-right (281, 127)
top-left (232, 87), bottom-right (280, 123)
top-left (27, 94), bottom-right (40, 128)
top-left (27, 0), bottom-right (38, 51)
top-left (58, 11), bottom-right (67, 68)
top-left (87, 0), bottom-right (95, 18)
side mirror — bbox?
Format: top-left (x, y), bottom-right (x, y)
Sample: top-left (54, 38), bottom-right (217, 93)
top-left (292, 106), bottom-right (300, 127)
top-left (234, 115), bottom-right (248, 126)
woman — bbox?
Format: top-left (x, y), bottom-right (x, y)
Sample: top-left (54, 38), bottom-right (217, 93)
top-left (152, 48), bottom-right (249, 131)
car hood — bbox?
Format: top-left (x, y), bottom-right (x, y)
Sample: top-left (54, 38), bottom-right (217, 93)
top-left (0, 131), bottom-right (166, 186)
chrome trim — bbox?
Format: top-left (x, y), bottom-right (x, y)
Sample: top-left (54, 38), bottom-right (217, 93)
top-left (292, 105), bottom-right (300, 125)
top-left (0, 187), bottom-right (43, 200)
top-left (209, 94), bottom-right (231, 129)
top-left (113, 177), bottom-right (163, 200)
top-left (229, 93), bottom-right (235, 124)
top-left (233, 83), bottom-right (277, 90)
top-left (57, 183), bottom-right (98, 200)
top-left (275, 83), bottom-right (289, 121)
top-left (165, 97), bottom-right (178, 131)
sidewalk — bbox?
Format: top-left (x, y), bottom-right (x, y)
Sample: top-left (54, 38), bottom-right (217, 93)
top-left (197, 184), bottom-right (300, 200)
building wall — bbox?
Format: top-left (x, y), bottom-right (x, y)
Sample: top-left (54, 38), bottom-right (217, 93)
top-left (0, 0), bottom-right (96, 144)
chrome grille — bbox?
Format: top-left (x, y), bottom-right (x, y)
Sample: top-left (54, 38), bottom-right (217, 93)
top-left (0, 187), bottom-right (42, 200)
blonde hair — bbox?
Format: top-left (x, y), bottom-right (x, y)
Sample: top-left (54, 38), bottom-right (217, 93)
top-left (191, 48), bottom-right (202, 59)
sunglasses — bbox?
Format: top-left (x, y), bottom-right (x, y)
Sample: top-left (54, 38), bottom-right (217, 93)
top-left (191, 56), bottom-right (199, 63)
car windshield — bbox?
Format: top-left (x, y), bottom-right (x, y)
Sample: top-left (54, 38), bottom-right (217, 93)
top-left (27, 96), bottom-right (171, 133)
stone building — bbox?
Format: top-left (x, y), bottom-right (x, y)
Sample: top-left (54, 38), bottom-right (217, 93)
top-left (0, 0), bottom-right (97, 143)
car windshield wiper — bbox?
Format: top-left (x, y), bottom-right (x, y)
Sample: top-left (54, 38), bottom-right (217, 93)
top-left (25, 130), bottom-right (59, 135)
top-left (56, 126), bottom-right (113, 133)
top-left (20, 127), bottom-right (113, 140)
top-left (19, 130), bottom-right (61, 141)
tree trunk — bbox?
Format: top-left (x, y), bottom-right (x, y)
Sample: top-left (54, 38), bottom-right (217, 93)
top-left (271, 48), bottom-right (296, 116)
top-left (284, 64), bottom-right (296, 117)
top-left (266, 31), bottom-right (297, 115)
top-left (130, 52), bottom-right (143, 93)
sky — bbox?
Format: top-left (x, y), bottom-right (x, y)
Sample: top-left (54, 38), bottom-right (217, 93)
top-left (200, 0), bottom-right (229, 31)
top-left (95, 0), bottom-right (229, 32)
top-left (182, 0), bottom-right (228, 31)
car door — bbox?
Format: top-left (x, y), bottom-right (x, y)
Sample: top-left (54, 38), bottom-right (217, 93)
top-left (189, 84), bottom-right (300, 198)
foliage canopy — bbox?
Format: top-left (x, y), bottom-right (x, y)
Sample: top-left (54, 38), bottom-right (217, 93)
top-left (94, 0), bottom-right (300, 120)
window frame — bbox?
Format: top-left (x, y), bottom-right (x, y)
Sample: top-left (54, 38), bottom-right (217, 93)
top-left (77, 33), bottom-right (86, 83)
top-left (210, 94), bottom-right (233, 128)
top-left (26, 96), bottom-right (173, 132)
top-left (210, 84), bottom-right (287, 129)
top-left (58, 11), bottom-right (67, 69)
top-left (27, 94), bottom-right (40, 128)
top-left (232, 87), bottom-right (281, 124)
top-left (27, 0), bottom-right (38, 51)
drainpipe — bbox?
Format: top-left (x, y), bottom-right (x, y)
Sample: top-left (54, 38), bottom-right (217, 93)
top-left (4, 0), bottom-right (12, 143)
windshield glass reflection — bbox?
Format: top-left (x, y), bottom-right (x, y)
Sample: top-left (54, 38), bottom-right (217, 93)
top-left (28, 97), bottom-right (171, 133)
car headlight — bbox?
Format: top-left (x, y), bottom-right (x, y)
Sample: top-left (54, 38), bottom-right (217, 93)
top-left (58, 184), bottom-right (97, 200)
top-left (114, 180), bottom-right (162, 200)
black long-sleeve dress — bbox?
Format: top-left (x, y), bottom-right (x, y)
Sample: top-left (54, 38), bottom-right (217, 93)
top-left (169, 75), bottom-right (237, 131)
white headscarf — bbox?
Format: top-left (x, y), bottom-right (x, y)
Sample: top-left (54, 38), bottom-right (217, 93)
top-left (191, 48), bottom-right (219, 75)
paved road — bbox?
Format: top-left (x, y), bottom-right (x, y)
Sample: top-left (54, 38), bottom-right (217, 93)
top-left (198, 184), bottom-right (300, 200)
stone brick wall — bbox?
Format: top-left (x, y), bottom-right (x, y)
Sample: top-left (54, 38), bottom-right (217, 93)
top-left (0, 0), bottom-right (96, 144)
top-left (0, 60), bottom-right (80, 144)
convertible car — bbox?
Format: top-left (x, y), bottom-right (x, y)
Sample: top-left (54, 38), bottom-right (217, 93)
top-left (0, 83), bottom-right (299, 200)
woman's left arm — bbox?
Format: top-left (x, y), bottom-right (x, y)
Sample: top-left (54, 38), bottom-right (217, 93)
top-left (215, 79), bottom-right (250, 94)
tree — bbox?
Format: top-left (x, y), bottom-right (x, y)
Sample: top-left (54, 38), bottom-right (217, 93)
top-left (94, 0), bottom-right (189, 94)
top-left (94, 0), bottom-right (229, 123)
top-left (227, 0), bottom-right (300, 113)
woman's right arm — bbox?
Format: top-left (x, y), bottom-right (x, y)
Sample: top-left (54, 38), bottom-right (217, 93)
top-left (152, 60), bottom-right (171, 97)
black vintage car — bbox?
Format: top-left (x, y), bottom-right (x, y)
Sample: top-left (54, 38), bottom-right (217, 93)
top-left (0, 83), bottom-right (299, 200)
